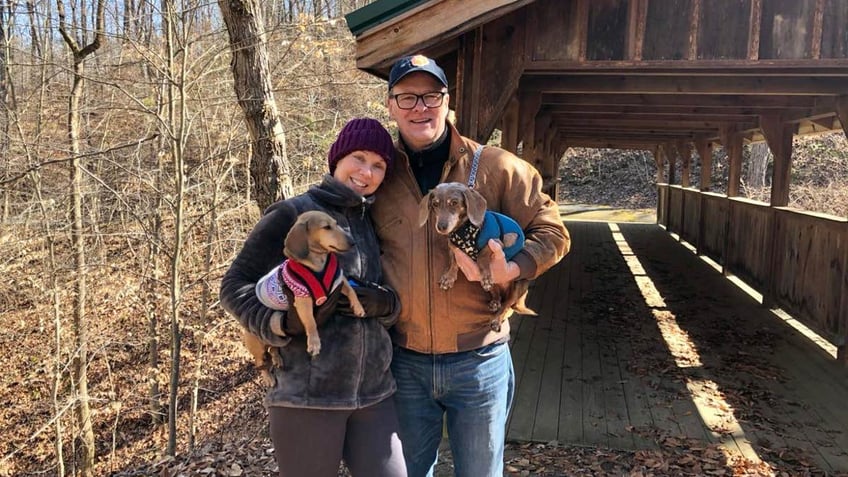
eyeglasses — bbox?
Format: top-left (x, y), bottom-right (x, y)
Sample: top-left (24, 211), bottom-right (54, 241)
top-left (389, 91), bottom-right (447, 110)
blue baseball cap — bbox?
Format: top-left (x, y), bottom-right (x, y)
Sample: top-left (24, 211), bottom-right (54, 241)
top-left (388, 55), bottom-right (448, 90)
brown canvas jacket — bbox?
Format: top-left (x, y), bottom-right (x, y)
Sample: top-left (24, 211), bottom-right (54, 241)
top-left (372, 122), bottom-right (570, 353)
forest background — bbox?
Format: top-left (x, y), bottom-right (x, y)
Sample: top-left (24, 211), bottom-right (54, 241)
top-left (1, 1), bottom-right (846, 476)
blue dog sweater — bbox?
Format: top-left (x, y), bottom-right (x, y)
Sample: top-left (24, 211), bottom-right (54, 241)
top-left (449, 210), bottom-right (525, 261)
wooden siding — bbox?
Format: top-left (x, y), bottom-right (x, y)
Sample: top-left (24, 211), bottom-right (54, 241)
top-left (643, 0), bottom-right (693, 60)
top-left (656, 184), bottom-right (669, 226)
top-left (586, 0), bottom-right (629, 60)
top-left (698, 192), bottom-right (728, 264)
top-left (726, 199), bottom-right (773, 291)
top-left (698, 0), bottom-right (752, 60)
top-left (759, 0), bottom-right (818, 59)
top-left (528, 0), bottom-right (580, 61)
top-left (772, 208), bottom-right (848, 346)
top-left (659, 185), bottom-right (848, 360)
top-left (681, 188), bottom-right (701, 244)
top-left (668, 186), bottom-right (684, 233)
top-left (822, 0), bottom-right (848, 58)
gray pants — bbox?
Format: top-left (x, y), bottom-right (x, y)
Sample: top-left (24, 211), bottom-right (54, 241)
top-left (269, 397), bottom-right (407, 477)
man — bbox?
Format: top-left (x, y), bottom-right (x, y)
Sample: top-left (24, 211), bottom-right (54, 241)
top-left (371, 54), bottom-right (570, 477)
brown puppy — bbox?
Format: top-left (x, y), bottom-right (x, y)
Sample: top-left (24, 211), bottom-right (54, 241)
top-left (243, 210), bottom-right (365, 384)
top-left (418, 182), bottom-right (535, 330)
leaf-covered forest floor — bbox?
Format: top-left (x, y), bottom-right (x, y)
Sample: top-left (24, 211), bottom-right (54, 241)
top-left (2, 133), bottom-right (847, 477)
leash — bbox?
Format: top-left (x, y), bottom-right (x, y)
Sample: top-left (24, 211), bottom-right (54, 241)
top-left (467, 145), bottom-right (484, 187)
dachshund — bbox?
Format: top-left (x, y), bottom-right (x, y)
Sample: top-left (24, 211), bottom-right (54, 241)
top-left (418, 182), bottom-right (535, 331)
top-left (243, 210), bottom-right (365, 384)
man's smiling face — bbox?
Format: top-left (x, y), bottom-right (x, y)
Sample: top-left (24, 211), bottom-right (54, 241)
top-left (387, 72), bottom-right (450, 152)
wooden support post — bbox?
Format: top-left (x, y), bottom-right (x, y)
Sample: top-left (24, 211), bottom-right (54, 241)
top-left (694, 139), bottom-right (712, 255)
top-left (533, 113), bottom-right (552, 171)
top-left (837, 95), bottom-right (848, 139)
top-left (720, 126), bottom-right (743, 197)
top-left (695, 139), bottom-right (713, 192)
top-left (679, 141), bottom-right (692, 188)
top-left (667, 142), bottom-right (678, 185)
top-left (523, 117), bottom-right (537, 165)
top-left (760, 114), bottom-right (794, 207)
top-left (518, 91), bottom-right (542, 156)
top-left (655, 145), bottom-right (667, 184)
top-left (759, 114), bottom-right (795, 308)
top-left (501, 94), bottom-right (520, 153)
top-left (456, 28), bottom-right (483, 140)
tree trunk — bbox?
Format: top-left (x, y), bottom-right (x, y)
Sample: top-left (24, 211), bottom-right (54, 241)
top-left (748, 142), bottom-right (770, 188)
top-left (161, 0), bottom-right (186, 456)
top-left (218, 0), bottom-right (293, 209)
top-left (56, 1), bottom-right (105, 474)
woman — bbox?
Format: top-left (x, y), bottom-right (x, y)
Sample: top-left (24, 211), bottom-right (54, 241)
top-left (220, 118), bottom-right (406, 477)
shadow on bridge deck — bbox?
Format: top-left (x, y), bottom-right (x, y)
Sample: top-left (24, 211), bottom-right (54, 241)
top-left (507, 220), bottom-right (848, 473)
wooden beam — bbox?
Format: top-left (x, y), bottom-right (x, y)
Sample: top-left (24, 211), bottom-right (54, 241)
top-left (354, 0), bottom-right (535, 70)
top-left (542, 93), bottom-right (818, 109)
top-left (523, 75), bottom-right (848, 95)
top-left (501, 94), bottom-right (520, 153)
top-left (759, 114), bottom-right (794, 207)
top-left (551, 117), bottom-right (750, 130)
top-left (548, 105), bottom-right (770, 117)
top-left (551, 111), bottom-right (758, 121)
top-left (719, 125), bottom-right (743, 197)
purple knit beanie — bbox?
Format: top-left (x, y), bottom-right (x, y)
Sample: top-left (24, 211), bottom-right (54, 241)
top-left (327, 118), bottom-right (395, 174)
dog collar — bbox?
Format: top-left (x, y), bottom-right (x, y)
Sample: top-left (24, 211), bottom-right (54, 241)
top-left (279, 254), bottom-right (342, 306)
top-left (450, 220), bottom-right (482, 260)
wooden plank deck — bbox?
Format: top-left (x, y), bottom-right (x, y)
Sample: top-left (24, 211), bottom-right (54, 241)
top-left (507, 220), bottom-right (848, 473)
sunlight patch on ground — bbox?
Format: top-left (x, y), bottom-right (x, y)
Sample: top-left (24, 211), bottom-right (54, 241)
top-left (609, 223), bottom-right (766, 467)
top-left (667, 228), bottom-right (839, 360)
top-left (560, 204), bottom-right (656, 223)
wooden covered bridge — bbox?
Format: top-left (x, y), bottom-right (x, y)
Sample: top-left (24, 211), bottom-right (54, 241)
top-left (346, 0), bottom-right (848, 472)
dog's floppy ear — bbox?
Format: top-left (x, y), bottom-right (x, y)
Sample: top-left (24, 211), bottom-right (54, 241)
top-left (464, 187), bottom-right (487, 227)
top-left (417, 191), bottom-right (433, 227)
top-left (283, 219), bottom-right (310, 260)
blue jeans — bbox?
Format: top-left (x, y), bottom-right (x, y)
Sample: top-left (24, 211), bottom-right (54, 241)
top-left (391, 341), bottom-right (515, 477)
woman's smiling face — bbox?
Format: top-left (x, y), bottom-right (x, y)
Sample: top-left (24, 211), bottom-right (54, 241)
top-left (332, 150), bottom-right (387, 196)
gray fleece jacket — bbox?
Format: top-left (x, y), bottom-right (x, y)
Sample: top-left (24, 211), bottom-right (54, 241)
top-left (219, 175), bottom-right (397, 409)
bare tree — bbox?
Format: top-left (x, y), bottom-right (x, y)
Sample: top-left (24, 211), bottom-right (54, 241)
top-left (218, 0), bottom-right (293, 209)
top-left (56, 1), bottom-right (105, 474)
top-left (748, 142), bottom-right (770, 188)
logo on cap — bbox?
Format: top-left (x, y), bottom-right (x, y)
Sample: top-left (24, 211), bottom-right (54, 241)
top-left (410, 55), bottom-right (430, 67)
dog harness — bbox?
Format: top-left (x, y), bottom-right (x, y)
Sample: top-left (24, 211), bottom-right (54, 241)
top-left (278, 254), bottom-right (343, 306)
top-left (449, 145), bottom-right (525, 261)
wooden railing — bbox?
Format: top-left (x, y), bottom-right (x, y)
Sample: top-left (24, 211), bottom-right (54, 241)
top-left (657, 184), bottom-right (848, 363)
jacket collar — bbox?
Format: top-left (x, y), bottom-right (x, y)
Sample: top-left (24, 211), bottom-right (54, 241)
top-left (307, 174), bottom-right (374, 210)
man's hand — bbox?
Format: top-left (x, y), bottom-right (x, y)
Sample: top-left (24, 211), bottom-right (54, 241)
top-left (453, 239), bottom-right (520, 285)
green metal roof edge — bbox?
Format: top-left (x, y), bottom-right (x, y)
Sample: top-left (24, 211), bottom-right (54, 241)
top-left (345, 0), bottom-right (429, 37)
